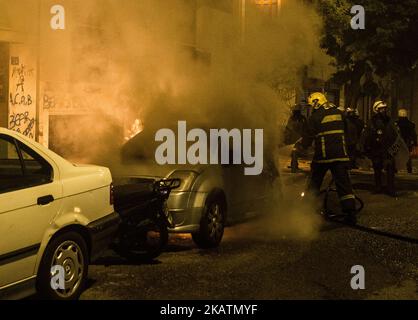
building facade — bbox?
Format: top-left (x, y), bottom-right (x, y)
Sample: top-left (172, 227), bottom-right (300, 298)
top-left (0, 0), bottom-right (243, 155)
top-left (7, 1), bottom-right (409, 154)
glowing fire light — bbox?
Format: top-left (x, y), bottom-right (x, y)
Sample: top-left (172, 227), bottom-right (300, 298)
top-left (125, 118), bottom-right (144, 141)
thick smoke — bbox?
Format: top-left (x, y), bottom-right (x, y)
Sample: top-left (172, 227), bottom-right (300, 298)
top-left (58, 0), bottom-right (331, 162)
top-left (62, 0), bottom-right (331, 239)
top-left (100, 0), bottom-right (329, 239)
top-left (2, 0), bottom-right (333, 238)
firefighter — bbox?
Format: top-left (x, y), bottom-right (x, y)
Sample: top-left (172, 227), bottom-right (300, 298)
top-left (284, 104), bottom-right (307, 173)
top-left (395, 109), bottom-right (417, 173)
top-left (301, 92), bottom-right (357, 224)
top-left (362, 101), bottom-right (398, 197)
top-left (345, 108), bottom-right (365, 169)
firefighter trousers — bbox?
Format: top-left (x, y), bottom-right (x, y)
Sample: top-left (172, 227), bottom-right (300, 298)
top-left (308, 161), bottom-right (356, 215)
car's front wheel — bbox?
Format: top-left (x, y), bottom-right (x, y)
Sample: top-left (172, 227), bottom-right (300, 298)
top-left (114, 219), bottom-right (169, 261)
top-left (192, 192), bottom-right (226, 249)
top-left (36, 232), bottom-right (89, 300)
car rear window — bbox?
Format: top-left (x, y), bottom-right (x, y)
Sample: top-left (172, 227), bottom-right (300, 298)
top-left (0, 134), bottom-right (53, 193)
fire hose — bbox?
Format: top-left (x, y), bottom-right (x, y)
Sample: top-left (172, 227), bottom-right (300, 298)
top-left (302, 175), bottom-right (364, 220)
top-left (319, 178), bottom-right (364, 219)
top-left (318, 179), bottom-right (418, 244)
top-left (301, 171), bottom-right (418, 245)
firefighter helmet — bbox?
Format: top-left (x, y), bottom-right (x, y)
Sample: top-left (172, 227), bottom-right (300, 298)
top-left (307, 92), bottom-right (328, 109)
top-left (398, 108), bottom-right (408, 118)
top-left (373, 101), bottom-right (388, 113)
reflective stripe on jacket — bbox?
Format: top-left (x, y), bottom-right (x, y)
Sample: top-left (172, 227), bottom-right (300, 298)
top-left (302, 105), bottom-right (350, 163)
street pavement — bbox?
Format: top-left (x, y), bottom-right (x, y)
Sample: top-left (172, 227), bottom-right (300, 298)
top-left (81, 158), bottom-right (418, 300)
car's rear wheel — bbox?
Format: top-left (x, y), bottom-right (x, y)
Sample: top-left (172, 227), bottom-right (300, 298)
top-left (192, 193), bottom-right (226, 248)
top-left (36, 232), bottom-right (89, 300)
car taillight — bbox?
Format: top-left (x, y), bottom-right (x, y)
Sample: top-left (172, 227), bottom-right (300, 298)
top-left (110, 183), bottom-right (114, 206)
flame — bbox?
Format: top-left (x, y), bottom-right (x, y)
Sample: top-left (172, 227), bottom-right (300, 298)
top-left (125, 118), bottom-right (144, 141)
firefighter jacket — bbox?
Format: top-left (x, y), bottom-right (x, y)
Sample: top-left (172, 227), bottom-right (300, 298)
top-left (302, 104), bottom-right (350, 164)
top-left (362, 113), bottom-right (400, 159)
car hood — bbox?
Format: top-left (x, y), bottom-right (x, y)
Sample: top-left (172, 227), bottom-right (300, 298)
top-left (111, 161), bottom-right (204, 180)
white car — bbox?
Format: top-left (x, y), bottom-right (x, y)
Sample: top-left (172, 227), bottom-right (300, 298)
top-left (0, 128), bottom-right (120, 300)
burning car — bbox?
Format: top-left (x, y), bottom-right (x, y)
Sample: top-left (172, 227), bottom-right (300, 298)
top-left (116, 125), bottom-right (281, 248)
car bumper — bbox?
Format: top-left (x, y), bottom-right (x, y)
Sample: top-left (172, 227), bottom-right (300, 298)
top-left (87, 212), bottom-right (121, 261)
top-left (167, 191), bottom-right (207, 233)
top-left (168, 207), bottom-right (203, 233)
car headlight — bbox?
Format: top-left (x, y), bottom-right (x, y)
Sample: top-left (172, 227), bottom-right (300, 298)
top-left (167, 170), bottom-right (198, 192)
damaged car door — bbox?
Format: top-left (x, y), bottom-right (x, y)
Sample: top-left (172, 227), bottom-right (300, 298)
top-left (0, 134), bottom-right (62, 289)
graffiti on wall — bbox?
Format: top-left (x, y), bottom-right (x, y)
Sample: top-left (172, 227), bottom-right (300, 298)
top-left (41, 91), bottom-right (81, 111)
top-left (8, 111), bottom-right (35, 137)
top-left (41, 81), bottom-right (98, 112)
top-left (8, 46), bottom-right (37, 139)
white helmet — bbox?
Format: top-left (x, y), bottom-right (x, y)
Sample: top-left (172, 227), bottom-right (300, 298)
top-left (398, 108), bottom-right (408, 118)
top-left (373, 101), bottom-right (388, 113)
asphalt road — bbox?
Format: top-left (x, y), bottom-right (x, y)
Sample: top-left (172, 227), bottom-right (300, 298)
top-left (81, 166), bottom-right (418, 300)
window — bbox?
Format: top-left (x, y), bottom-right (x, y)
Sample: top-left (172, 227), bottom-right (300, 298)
top-left (0, 135), bottom-right (53, 193)
top-left (18, 141), bottom-right (53, 186)
top-left (0, 135), bottom-right (24, 193)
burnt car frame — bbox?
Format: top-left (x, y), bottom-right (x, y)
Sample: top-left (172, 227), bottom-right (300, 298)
top-left (116, 127), bottom-right (281, 248)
